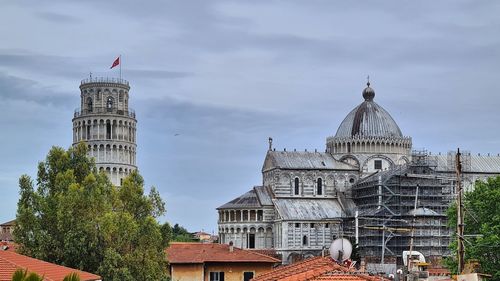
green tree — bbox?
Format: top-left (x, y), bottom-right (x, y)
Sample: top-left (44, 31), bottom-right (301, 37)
top-left (62, 273), bottom-right (81, 281)
top-left (11, 269), bottom-right (44, 281)
top-left (445, 176), bottom-right (500, 280)
top-left (11, 269), bottom-right (81, 281)
top-left (14, 144), bottom-right (169, 281)
top-left (170, 223), bottom-right (197, 242)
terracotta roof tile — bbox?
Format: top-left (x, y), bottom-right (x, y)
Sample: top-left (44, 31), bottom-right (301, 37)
top-left (0, 220), bottom-right (15, 226)
top-left (428, 268), bottom-right (451, 276)
top-left (166, 242), bottom-right (280, 264)
top-left (248, 249), bottom-right (281, 260)
top-left (252, 256), bottom-right (389, 281)
top-left (0, 242), bottom-right (17, 252)
top-left (0, 250), bottom-right (101, 281)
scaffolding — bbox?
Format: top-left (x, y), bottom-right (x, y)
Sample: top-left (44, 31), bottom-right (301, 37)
top-left (348, 150), bottom-right (454, 267)
top-left (447, 150), bottom-right (471, 173)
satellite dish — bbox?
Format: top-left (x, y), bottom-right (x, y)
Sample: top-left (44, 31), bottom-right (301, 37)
top-left (329, 238), bottom-right (352, 262)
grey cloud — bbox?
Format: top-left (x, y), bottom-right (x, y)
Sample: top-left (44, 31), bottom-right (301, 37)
top-left (36, 11), bottom-right (82, 24)
top-left (0, 72), bottom-right (73, 107)
top-left (0, 51), bottom-right (82, 79)
top-left (127, 69), bottom-right (193, 80)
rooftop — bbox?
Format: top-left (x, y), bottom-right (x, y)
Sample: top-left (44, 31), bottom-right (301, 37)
top-left (165, 242), bottom-right (280, 264)
top-left (262, 150), bottom-right (356, 172)
top-left (273, 199), bottom-right (345, 220)
top-left (218, 186), bottom-right (274, 209)
top-left (334, 82), bottom-right (404, 139)
top-left (80, 77), bottom-right (129, 87)
top-left (0, 220), bottom-right (15, 226)
top-left (0, 250), bottom-right (101, 281)
top-left (252, 256), bottom-right (389, 281)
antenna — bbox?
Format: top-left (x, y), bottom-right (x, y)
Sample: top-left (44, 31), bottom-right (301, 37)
top-left (329, 238), bottom-right (352, 262)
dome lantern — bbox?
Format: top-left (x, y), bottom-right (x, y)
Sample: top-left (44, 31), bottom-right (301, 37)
top-left (362, 81), bottom-right (375, 101)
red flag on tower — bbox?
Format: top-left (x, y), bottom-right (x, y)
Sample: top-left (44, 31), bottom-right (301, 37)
top-left (110, 56), bottom-right (120, 69)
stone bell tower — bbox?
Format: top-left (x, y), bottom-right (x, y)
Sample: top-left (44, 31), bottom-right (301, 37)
top-left (72, 77), bottom-right (137, 185)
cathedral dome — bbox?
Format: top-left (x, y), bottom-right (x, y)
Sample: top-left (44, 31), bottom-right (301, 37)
top-left (335, 83), bottom-right (403, 138)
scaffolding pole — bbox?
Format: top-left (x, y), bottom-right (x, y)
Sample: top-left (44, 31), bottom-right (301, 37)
top-left (456, 148), bottom-right (465, 274)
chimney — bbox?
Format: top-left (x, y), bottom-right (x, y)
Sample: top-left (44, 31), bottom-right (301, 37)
top-left (229, 241), bottom-right (234, 252)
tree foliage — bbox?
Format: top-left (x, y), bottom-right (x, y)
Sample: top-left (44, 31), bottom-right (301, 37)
top-left (171, 223), bottom-right (197, 242)
top-left (445, 176), bottom-right (500, 280)
top-left (11, 269), bottom-right (81, 281)
top-left (14, 144), bottom-right (169, 281)
top-left (11, 269), bottom-right (44, 281)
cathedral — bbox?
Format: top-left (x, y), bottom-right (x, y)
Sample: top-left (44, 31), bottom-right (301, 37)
top-left (216, 82), bottom-right (500, 268)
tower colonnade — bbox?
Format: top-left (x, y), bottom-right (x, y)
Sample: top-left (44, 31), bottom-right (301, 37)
top-left (72, 77), bottom-right (137, 186)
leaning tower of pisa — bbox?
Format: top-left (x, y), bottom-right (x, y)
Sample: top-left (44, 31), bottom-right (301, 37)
top-left (72, 77), bottom-right (137, 186)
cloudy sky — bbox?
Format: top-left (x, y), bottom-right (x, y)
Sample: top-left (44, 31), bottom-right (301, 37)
top-left (1, 0), bottom-right (500, 232)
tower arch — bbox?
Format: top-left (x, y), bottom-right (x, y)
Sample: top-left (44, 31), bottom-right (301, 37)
top-left (72, 77), bottom-right (137, 185)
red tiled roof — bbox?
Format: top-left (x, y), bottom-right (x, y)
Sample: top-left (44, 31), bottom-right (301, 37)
top-left (428, 268), bottom-right (451, 276)
top-left (0, 220), bottom-right (15, 227)
top-left (166, 242), bottom-right (281, 264)
top-left (252, 256), bottom-right (389, 281)
top-left (0, 242), bottom-right (17, 252)
top-left (0, 250), bottom-right (101, 281)
top-left (248, 249), bottom-right (281, 260)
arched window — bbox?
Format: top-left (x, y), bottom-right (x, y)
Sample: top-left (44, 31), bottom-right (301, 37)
top-left (106, 96), bottom-right (114, 111)
top-left (106, 121), bottom-right (111, 139)
top-left (317, 178), bottom-right (323, 195)
top-left (86, 125), bottom-right (91, 140)
top-left (294, 178), bottom-right (300, 195)
top-left (87, 97), bottom-right (93, 112)
top-left (119, 93), bottom-right (124, 102)
top-left (302, 235), bottom-right (308, 246)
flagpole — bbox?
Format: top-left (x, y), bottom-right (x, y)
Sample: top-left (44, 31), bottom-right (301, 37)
top-left (119, 55), bottom-right (122, 80)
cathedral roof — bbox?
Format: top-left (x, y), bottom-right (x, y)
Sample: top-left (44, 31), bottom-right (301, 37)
top-left (217, 186), bottom-right (273, 209)
top-left (334, 82), bottom-right (403, 139)
top-left (273, 199), bottom-right (345, 220)
top-left (262, 151), bottom-right (356, 172)
top-left (217, 189), bottom-right (260, 209)
top-left (407, 207), bottom-right (439, 216)
top-left (254, 186), bottom-right (274, 206)
top-left (433, 154), bottom-right (500, 173)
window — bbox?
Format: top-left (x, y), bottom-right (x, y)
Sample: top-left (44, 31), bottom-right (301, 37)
top-left (87, 97), bottom-right (93, 112)
top-left (106, 121), bottom-right (111, 139)
top-left (243, 272), bottom-right (254, 281)
top-left (349, 178), bottom-right (355, 184)
top-left (302, 235), bottom-right (308, 246)
top-left (294, 178), bottom-right (300, 195)
top-left (295, 223), bottom-right (300, 228)
top-left (310, 223), bottom-right (315, 228)
top-left (209, 272), bottom-right (224, 281)
top-left (86, 125), bottom-right (91, 140)
top-left (374, 160), bottom-right (382, 170)
top-left (325, 223), bottom-right (329, 228)
top-left (248, 234), bottom-right (255, 249)
top-left (317, 178), bottom-right (323, 195)
top-left (106, 96), bottom-right (114, 111)
top-left (119, 93), bottom-right (124, 102)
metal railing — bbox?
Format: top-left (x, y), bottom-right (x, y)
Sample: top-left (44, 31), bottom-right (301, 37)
top-left (81, 77), bottom-right (129, 86)
top-left (74, 107), bottom-right (136, 118)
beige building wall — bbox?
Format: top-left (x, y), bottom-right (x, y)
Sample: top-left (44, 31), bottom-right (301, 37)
top-left (170, 264), bottom-right (204, 281)
top-left (170, 262), bottom-right (275, 281)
